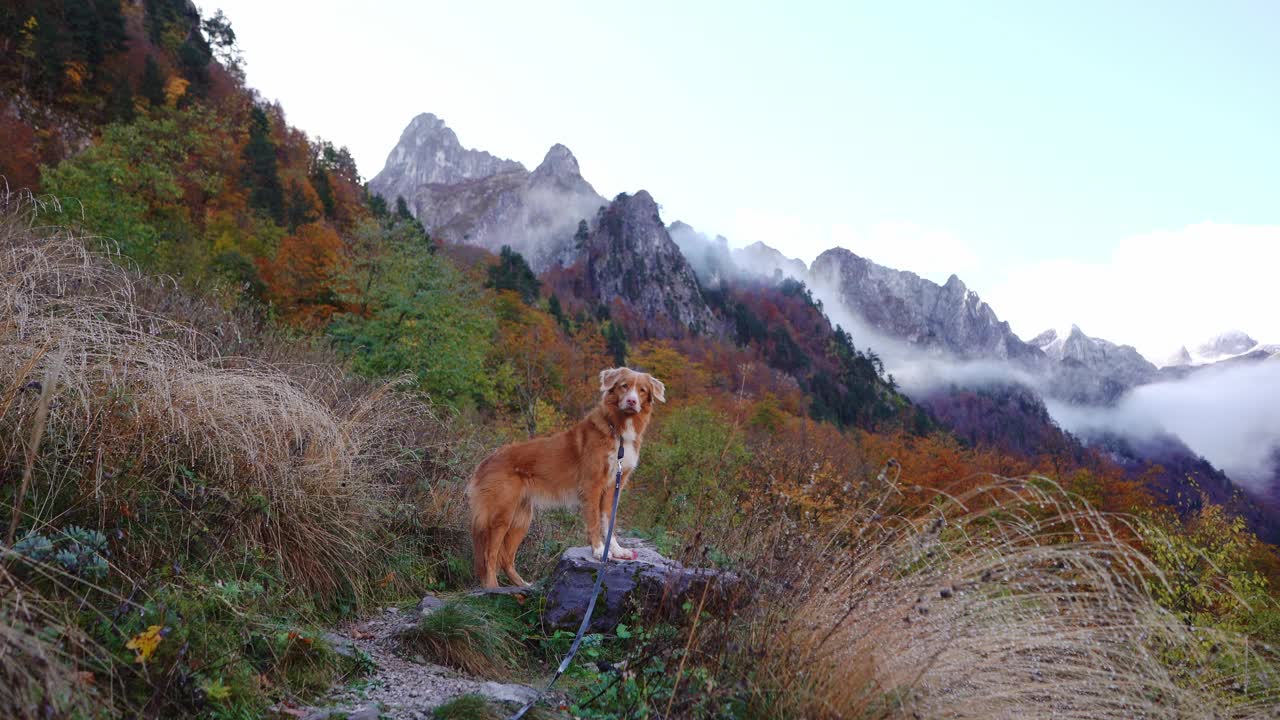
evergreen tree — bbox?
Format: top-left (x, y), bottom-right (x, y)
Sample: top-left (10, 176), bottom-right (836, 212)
top-left (99, 0), bottom-right (128, 54)
top-left (485, 246), bottom-right (540, 304)
top-left (105, 75), bottom-right (135, 123)
top-left (139, 56), bottom-right (166, 107)
top-left (65, 0), bottom-right (105, 67)
top-left (244, 106), bottom-right (285, 223)
top-left (548, 293), bottom-right (567, 329)
top-left (33, 7), bottom-right (64, 95)
top-left (604, 322), bottom-right (628, 365)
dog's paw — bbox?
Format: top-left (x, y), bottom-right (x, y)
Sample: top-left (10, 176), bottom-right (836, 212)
top-left (609, 547), bottom-right (638, 561)
top-left (591, 545), bottom-right (606, 561)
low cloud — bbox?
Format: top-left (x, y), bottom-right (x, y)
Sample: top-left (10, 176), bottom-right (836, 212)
top-left (985, 223), bottom-right (1280, 363)
top-left (1048, 359), bottom-right (1280, 492)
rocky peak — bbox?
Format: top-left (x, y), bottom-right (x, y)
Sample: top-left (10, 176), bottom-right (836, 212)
top-left (1032, 325), bottom-right (1157, 405)
top-left (531, 143), bottom-right (579, 179)
top-left (809, 248), bottom-right (1042, 363)
top-left (1195, 330), bottom-right (1258, 361)
top-left (579, 192), bottom-right (717, 337)
top-left (368, 112), bottom-right (524, 209)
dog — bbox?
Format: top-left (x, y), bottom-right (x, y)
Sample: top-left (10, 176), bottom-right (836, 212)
top-left (467, 367), bottom-right (666, 588)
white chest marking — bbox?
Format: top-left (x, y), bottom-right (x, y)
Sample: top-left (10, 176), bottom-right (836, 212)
top-left (619, 419), bottom-right (639, 473)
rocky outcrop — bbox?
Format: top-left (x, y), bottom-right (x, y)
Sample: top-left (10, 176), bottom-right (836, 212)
top-left (576, 192), bottom-right (719, 337)
top-left (810, 248), bottom-right (1045, 364)
top-left (543, 545), bottom-right (740, 634)
top-left (369, 113), bottom-right (524, 203)
top-left (1031, 326), bottom-right (1158, 405)
top-left (370, 114), bottom-right (604, 271)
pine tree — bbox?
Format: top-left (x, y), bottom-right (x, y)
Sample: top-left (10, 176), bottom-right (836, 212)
top-left (604, 322), bottom-right (628, 365)
top-left (244, 106), bottom-right (285, 223)
top-left (485, 246), bottom-right (541, 304)
top-left (139, 56), bottom-right (166, 107)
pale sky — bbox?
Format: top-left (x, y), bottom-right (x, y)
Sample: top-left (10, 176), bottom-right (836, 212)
top-left (209, 0), bottom-right (1280, 362)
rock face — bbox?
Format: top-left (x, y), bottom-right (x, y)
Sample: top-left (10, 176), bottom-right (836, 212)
top-left (369, 113), bottom-right (524, 202)
top-left (543, 545), bottom-right (740, 634)
top-left (1031, 326), bottom-right (1158, 405)
top-left (577, 192), bottom-right (718, 337)
top-left (370, 114), bottom-right (604, 271)
top-left (810, 248), bottom-right (1044, 364)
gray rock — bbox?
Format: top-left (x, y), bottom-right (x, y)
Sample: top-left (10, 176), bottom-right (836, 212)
top-left (321, 632), bottom-right (359, 659)
top-left (543, 545), bottom-right (739, 634)
top-left (416, 594), bottom-right (445, 616)
top-left (475, 681), bottom-right (540, 704)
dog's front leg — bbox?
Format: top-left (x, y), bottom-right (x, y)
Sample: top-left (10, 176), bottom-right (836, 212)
top-left (581, 467), bottom-right (606, 560)
top-left (601, 470), bottom-right (638, 561)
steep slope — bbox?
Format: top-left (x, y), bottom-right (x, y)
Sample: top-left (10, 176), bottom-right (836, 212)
top-left (810, 247), bottom-right (1045, 364)
top-left (370, 115), bottom-right (604, 270)
top-left (733, 241), bottom-right (808, 281)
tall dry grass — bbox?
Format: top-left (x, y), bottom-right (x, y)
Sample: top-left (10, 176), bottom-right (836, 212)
top-left (0, 190), bottom-right (446, 597)
top-left (687, 469), bottom-right (1280, 718)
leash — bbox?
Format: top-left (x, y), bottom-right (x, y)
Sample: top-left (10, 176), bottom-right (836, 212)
top-left (509, 435), bottom-right (627, 719)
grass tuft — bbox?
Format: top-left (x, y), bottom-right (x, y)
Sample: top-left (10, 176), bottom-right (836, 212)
top-left (400, 599), bottom-right (521, 679)
top-left (432, 693), bottom-right (501, 720)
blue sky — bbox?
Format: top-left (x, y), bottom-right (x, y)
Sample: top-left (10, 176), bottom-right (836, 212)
top-left (211, 0), bottom-right (1280, 360)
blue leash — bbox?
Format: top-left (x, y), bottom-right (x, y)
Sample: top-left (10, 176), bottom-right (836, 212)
top-left (509, 436), bottom-right (627, 719)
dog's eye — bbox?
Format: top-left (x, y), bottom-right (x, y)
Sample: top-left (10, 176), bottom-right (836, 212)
top-left (619, 384), bottom-right (628, 390)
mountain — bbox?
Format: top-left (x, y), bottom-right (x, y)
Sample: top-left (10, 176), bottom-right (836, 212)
top-left (369, 112), bottom-right (524, 201)
top-left (572, 192), bottom-right (718, 338)
top-left (1163, 346), bottom-right (1194, 367)
top-left (667, 224), bottom-right (808, 291)
top-left (733, 241), bottom-right (809, 282)
top-left (370, 115), bottom-right (604, 270)
top-left (1195, 330), bottom-right (1258, 362)
top-left (1031, 326), bottom-right (1157, 405)
top-left (809, 247), bottom-right (1045, 364)
top-left (668, 221), bottom-right (736, 291)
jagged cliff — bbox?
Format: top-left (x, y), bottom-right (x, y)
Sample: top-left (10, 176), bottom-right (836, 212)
top-left (810, 247), bottom-right (1044, 364)
top-left (577, 192), bottom-right (718, 337)
top-left (370, 115), bottom-right (603, 270)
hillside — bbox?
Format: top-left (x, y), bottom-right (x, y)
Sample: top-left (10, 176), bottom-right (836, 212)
top-left (2, 3), bottom-right (1280, 719)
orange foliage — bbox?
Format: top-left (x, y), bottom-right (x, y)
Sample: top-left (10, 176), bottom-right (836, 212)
top-left (259, 222), bottom-right (348, 327)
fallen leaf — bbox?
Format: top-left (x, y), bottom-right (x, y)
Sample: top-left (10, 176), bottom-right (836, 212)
top-left (126, 625), bottom-right (164, 664)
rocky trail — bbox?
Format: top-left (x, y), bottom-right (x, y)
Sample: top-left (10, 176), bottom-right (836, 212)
top-left (283, 595), bottom-right (544, 720)
top-left (282, 541), bottom-right (738, 720)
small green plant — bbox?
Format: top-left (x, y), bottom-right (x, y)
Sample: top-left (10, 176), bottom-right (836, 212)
top-left (11, 525), bottom-right (110, 580)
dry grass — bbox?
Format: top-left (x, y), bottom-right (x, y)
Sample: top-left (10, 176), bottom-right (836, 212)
top-left (709, 472), bottom-right (1280, 719)
top-left (0, 191), bottom-right (443, 597)
top-left (0, 569), bottom-right (105, 719)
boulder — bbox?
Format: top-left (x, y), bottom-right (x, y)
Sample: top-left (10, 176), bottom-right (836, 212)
top-left (542, 544), bottom-right (740, 634)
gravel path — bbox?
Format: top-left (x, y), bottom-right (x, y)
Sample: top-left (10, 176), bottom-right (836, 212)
top-left (292, 602), bottom-right (544, 720)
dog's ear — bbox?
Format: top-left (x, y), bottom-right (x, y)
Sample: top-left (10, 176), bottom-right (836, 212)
top-left (599, 367), bottom-right (625, 393)
top-left (648, 376), bottom-right (666, 403)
